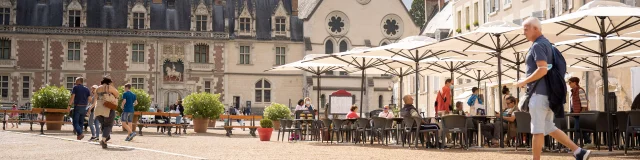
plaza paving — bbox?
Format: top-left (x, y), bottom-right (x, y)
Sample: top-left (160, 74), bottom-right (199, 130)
top-left (0, 123), bottom-right (638, 160)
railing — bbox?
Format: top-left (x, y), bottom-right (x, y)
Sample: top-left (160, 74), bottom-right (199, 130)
top-left (0, 59), bottom-right (16, 67)
top-left (190, 63), bottom-right (215, 71)
top-left (0, 26), bottom-right (229, 39)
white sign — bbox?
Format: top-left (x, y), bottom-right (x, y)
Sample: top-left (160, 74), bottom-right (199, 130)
top-left (330, 96), bottom-right (353, 114)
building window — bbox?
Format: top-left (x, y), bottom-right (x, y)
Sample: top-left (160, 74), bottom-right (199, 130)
top-left (167, 0), bottom-right (175, 8)
top-left (351, 95), bottom-right (356, 104)
top-left (0, 76), bottom-right (7, 98)
top-left (465, 7), bottom-right (470, 28)
top-left (239, 46), bottom-right (250, 64)
top-left (131, 77), bottom-right (144, 89)
top-left (320, 94), bottom-right (326, 108)
top-left (0, 8), bottom-right (8, 25)
top-left (133, 13), bottom-right (145, 29)
top-left (204, 81), bottom-right (211, 93)
top-left (275, 47), bottom-right (285, 65)
top-left (105, 0), bottom-right (112, 5)
top-left (325, 40), bottom-right (334, 54)
top-left (196, 15), bottom-right (207, 31)
top-left (0, 39), bottom-right (9, 59)
top-left (194, 45), bottom-right (209, 63)
top-left (275, 17), bottom-right (286, 35)
top-left (66, 76), bottom-right (77, 92)
top-left (22, 76), bottom-right (30, 99)
top-left (68, 42), bottom-right (81, 61)
top-left (239, 18), bottom-right (251, 33)
top-left (338, 40), bottom-right (348, 75)
top-left (69, 10), bottom-right (81, 27)
top-left (491, 0), bottom-right (500, 13)
top-left (378, 95), bottom-right (383, 109)
top-left (255, 79), bottom-right (271, 103)
top-left (132, 44), bottom-right (144, 63)
top-left (457, 11), bottom-right (461, 30)
top-left (504, 0), bottom-right (511, 6)
top-left (474, 2), bottom-right (479, 24)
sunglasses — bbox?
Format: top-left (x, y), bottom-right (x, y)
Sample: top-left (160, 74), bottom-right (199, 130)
top-left (383, 108), bottom-right (389, 110)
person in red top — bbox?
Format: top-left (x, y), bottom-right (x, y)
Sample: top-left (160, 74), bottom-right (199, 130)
top-left (436, 78), bottom-right (453, 116)
top-left (346, 105), bottom-right (359, 119)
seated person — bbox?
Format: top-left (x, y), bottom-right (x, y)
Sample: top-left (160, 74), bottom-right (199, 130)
top-left (378, 105), bottom-right (395, 118)
top-left (632, 92), bottom-right (640, 110)
top-left (481, 96), bottom-right (518, 147)
top-left (401, 95), bottom-right (438, 129)
top-left (452, 101), bottom-right (466, 116)
top-left (346, 105), bottom-right (359, 119)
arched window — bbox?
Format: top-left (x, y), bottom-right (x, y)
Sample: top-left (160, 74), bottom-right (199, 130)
top-left (351, 95), bottom-right (356, 105)
top-left (339, 40), bottom-right (348, 52)
top-left (320, 94), bottom-right (326, 108)
top-left (255, 79), bottom-right (271, 102)
top-left (325, 40), bottom-right (334, 54)
top-left (378, 95), bottom-right (383, 108)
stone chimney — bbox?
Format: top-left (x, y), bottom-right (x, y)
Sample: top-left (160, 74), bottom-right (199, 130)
top-left (292, 0), bottom-right (298, 16)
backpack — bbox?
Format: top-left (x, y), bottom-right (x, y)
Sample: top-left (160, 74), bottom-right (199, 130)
top-left (545, 46), bottom-right (567, 118)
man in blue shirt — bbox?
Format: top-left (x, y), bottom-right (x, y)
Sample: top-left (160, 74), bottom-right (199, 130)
top-left (120, 83), bottom-right (138, 141)
top-left (68, 77), bottom-right (91, 140)
top-left (516, 17), bottom-right (590, 160)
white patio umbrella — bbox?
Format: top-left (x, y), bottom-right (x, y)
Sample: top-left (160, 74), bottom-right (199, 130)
top-left (265, 54), bottom-right (351, 113)
top-left (303, 47), bottom-right (415, 116)
top-left (524, 1), bottom-right (640, 150)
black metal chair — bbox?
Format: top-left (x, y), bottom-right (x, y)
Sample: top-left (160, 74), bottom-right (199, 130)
top-left (277, 119), bottom-right (285, 141)
top-left (440, 115), bottom-right (468, 150)
top-left (280, 120), bottom-right (302, 142)
top-left (514, 112), bottom-right (532, 150)
top-left (625, 111), bottom-right (640, 154)
top-left (330, 119), bottom-right (348, 144)
top-left (580, 111), bottom-right (610, 150)
top-left (401, 116), bottom-right (417, 148)
top-left (384, 118), bottom-right (396, 145)
top-left (370, 117), bottom-right (388, 145)
top-left (412, 117), bottom-right (440, 149)
top-left (616, 111), bottom-right (628, 149)
top-left (354, 118), bottom-right (372, 144)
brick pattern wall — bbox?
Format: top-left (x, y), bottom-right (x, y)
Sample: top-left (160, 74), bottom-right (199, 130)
top-left (85, 42), bottom-right (104, 70)
top-left (109, 43), bottom-right (128, 86)
top-left (49, 41), bottom-right (64, 86)
top-left (33, 72), bottom-right (44, 91)
top-left (147, 45), bottom-right (156, 96)
top-left (16, 40), bottom-right (44, 69)
top-left (213, 43), bottom-right (224, 101)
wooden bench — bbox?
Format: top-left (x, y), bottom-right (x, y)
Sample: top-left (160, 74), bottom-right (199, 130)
top-left (2, 108), bottom-right (44, 131)
top-left (2, 108), bottom-right (71, 134)
top-left (133, 112), bottom-right (185, 136)
top-left (222, 114), bottom-right (262, 137)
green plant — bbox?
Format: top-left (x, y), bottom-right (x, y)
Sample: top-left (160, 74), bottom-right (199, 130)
top-left (456, 28), bottom-right (462, 33)
top-left (32, 85), bottom-right (71, 109)
top-left (263, 103), bottom-right (291, 121)
top-left (183, 92), bottom-right (224, 119)
top-left (116, 86), bottom-right (151, 113)
top-left (473, 21), bottom-right (479, 26)
top-left (260, 119), bottom-right (273, 128)
top-left (391, 106), bottom-right (400, 117)
top-left (466, 24), bottom-right (471, 30)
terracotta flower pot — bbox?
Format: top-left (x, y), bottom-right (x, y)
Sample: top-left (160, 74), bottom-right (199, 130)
top-left (208, 120), bottom-right (217, 128)
top-left (193, 118), bottom-right (209, 133)
top-left (258, 127), bottom-right (273, 141)
top-left (272, 120), bottom-right (280, 129)
top-left (45, 113), bottom-right (64, 130)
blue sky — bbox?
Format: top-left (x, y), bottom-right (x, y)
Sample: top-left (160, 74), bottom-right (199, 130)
top-left (402, 0), bottom-right (412, 9)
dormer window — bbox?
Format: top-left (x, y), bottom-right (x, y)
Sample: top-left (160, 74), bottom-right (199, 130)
top-left (0, 8), bottom-right (9, 25)
top-left (38, 0), bottom-right (47, 4)
top-left (275, 17), bottom-right (286, 35)
top-left (69, 10), bottom-right (81, 27)
top-left (196, 15), bottom-right (207, 31)
top-left (105, 0), bottom-right (112, 6)
top-left (133, 13), bottom-right (144, 29)
top-left (239, 18), bottom-right (250, 33)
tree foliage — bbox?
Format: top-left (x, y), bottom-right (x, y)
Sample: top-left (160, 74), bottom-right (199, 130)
top-left (409, 0), bottom-right (426, 29)
top-left (32, 85), bottom-right (71, 109)
top-left (183, 92), bottom-right (224, 119)
top-left (116, 86), bottom-right (151, 113)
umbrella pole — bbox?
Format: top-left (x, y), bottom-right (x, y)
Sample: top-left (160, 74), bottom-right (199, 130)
top-left (517, 57), bottom-right (521, 99)
top-left (360, 69), bottom-right (365, 117)
top-left (598, 17), bottom-right (612, 152)
top-left (317, 73), bottom-right (321, 120)
top-left (496, 35), bottom-right (504, 148)
top-left (451, 62), bottom-right (455, 109)
top-left (399, 68), bottom-right (404, 108)
top-left (415, 61), bottom-right (420, 111)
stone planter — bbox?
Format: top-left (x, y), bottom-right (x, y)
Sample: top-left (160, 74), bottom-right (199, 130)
top-left (208, 119), bottom-right (217, 128)
top-left (193, 118), bottom-right (209, 133)
top-left (45, 113), bottom-right (64, 130)
top-left (258, 127), bottom-right (274, 141)
top-left (272, 120), bottom-right (281, 130)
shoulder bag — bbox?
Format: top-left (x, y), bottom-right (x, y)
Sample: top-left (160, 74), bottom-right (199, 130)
top-left (103, 85), bottom-right (118, 110)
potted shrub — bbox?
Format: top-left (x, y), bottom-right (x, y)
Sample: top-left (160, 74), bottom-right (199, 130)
top-left (258, 119), bottom-right (273, 141)
top-left (116, 86), bottom-right (151, 131)
top-left (263, 103), bottom-right (291, 129)
top-left (31, 85), bottom-right (70, 130)
top-left (473, 21), bottom-right (479, 27)
top-left (456, 28), bottom-right (462, 33)
top-left (183, 93), bottom-right (224, 133)
top-left (466, 24), bottom-right (471, 30)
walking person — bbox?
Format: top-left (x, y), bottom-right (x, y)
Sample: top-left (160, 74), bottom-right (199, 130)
top-left (95, 76), bottom-right (119, 148)
top-left (87, 85), bottom-right (101, 142)
top-left (68, 77), bottom-right (91, 140)
top-left (174, 100), bottom-right (184, 135)
top-left (516, 17), bottom-right (590, 160)
top-left (568, 77), bottom-right (593, 147)
top-left (120, 83), bottom-right (138, 141)
top-left (435, 79), bottom-right (453, 117)
top-left (10, 104), bottom-right (18, 128)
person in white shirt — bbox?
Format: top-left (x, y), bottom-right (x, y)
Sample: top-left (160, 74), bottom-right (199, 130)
top-left (378, 105), bottom-right (394, 118)
top-left (294, 99), bottom-right (305, 111)
top-left (466, 87), bottom-right (483, 116)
